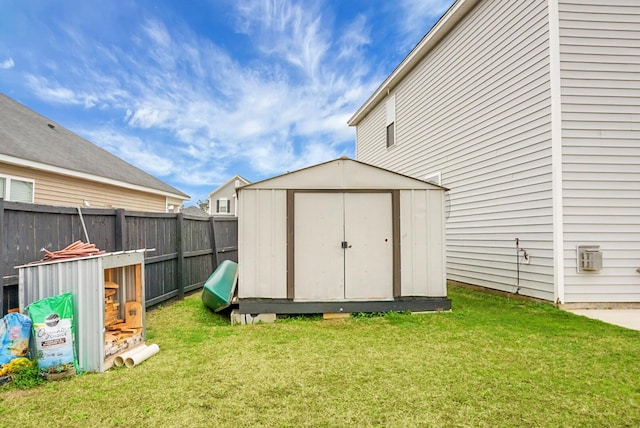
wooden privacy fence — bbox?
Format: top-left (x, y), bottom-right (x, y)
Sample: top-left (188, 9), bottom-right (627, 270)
top-left (0, 200), bottom-right (238, 316)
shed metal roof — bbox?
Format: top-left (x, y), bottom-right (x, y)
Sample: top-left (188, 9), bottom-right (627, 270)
top-left (240, 157), bottom-right (448, 191)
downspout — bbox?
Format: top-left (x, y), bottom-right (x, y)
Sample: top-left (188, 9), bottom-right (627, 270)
top-left (548, 0), bottom-right (565, 305)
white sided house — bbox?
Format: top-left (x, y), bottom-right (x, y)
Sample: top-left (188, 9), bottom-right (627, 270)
top-left (236, 157), bottom-right (450, 315)
top-left (208, 175), bottom-right (250, 216)
top-left (348, 0), bottom-right (640, 306)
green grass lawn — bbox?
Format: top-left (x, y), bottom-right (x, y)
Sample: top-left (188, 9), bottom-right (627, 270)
top-left (1, 285), bottom-right (639, 427)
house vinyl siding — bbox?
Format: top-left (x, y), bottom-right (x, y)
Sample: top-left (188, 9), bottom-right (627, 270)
top-left (355, 105), bottom-right (386, 161)
top-left (0, 163), bottom-right (168, 212)
top-left (211, 181), bottom-right (236, 215)
top-left (207, 175), bottom-right (250, 216)
top-left (356, 0), bottom-right (556, 300)
top-left (559, 0), bottom-right (640, 303)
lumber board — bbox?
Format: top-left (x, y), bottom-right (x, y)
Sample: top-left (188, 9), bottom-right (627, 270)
top-left (125, 301), bottom-right (143, 329)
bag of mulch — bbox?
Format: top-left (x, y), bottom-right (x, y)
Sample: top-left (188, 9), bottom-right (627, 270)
top-left (26, 292), bottom-right (78, 380)
top-left (0, 312), bottom-right (32, 366)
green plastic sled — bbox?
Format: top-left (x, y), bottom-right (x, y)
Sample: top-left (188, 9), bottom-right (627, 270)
top-left (201, 260), bottom-right (238, 312)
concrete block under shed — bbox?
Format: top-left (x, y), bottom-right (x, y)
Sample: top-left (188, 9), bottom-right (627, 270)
top-left (231, 310), bottom-right (276, 325)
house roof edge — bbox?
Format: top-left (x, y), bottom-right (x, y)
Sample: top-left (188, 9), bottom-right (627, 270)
top-left (347, 0), bottom-right (480, 126)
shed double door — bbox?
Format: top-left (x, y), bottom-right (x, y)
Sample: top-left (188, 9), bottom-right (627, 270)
top-left (294, 192), bottom-right (393, 301)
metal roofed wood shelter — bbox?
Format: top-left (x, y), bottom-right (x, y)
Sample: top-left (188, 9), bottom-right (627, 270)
top-left (237, 157), bottom-right (451, 315)
top-left (18, 250), bottom-right (147, 372)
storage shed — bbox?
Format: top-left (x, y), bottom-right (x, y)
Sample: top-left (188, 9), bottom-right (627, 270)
top-left (18, 250), bottom-right (146, 372)
top-left (237, 157), bottom-right (451, 315)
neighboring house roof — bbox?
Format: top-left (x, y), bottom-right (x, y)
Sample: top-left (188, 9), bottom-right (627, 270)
top-left (207, 174), bottom-right (251, 198)
top-left (0, 93), bottom-right (189, 200)
top-left (347, 0), bottom-right (479, 126)
top-left (181, 205), bottom-right (210, 217)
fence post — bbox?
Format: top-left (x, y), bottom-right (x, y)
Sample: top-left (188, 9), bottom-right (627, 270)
top-left (0, 198), bottom-right (4, 316)
top-left (209, 216), bottom-right (218, 270)
top-left (176, 212), bottom-right (184, 299)
top-left (115, 209), bottom-right (126, 251)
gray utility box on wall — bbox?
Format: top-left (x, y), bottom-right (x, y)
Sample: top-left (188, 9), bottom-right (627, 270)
top-left (18, 250), bottom-right (146, 372)
top-left (577, 245), bottom-right (603, 273)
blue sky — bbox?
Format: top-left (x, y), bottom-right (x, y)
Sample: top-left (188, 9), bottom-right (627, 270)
top-left (0, 0), bottom-right (453, 205)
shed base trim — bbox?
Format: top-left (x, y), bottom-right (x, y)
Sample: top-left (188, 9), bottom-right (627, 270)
top-left (237, 297), bottom-right (451, 314)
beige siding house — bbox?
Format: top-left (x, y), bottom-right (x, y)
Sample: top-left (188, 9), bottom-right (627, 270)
top-left (0, 94), bottom-right (189, 212)
top-left (349, 0), bottom-right (640, 306)
top-left (208, 175), bottom-right (250, 216)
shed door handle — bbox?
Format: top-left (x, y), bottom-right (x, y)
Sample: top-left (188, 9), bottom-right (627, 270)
top-left (341, 241), bottom-right (352, 249)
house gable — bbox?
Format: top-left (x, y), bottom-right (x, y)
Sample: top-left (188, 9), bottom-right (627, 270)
top-left (208, 175), bottom-right (250, 215)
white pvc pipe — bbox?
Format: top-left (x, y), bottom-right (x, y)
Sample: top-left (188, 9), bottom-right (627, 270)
top-left (125, 344), bottom-right (160, 368)
top-left (114, 344), bottom-right (148, 367)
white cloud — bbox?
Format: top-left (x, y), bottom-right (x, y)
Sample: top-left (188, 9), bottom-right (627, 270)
top-left (26, 75), bottom-right (100, 107)
top-left (397, 0), bottom-right (453, 50)
top-left (142, 20), bottom-right (171, 47)
top-left (80, 128), bottom-right (175, 177)
top-left (19, 0), bottom-right (383, 200)
top-left (336, 14), bottom-right (370, 63)
top-left (127, 105), bottom-right (173, 129)
top-left (233, 0), bottom-right (330, 79)
top-left (0, 57), bottom-right (14, 69)
top-left (108, 9), bottom-right (364, 177)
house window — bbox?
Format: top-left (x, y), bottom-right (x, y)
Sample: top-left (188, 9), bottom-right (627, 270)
top-left (386, 123), bottom-right (395, 148)
top-left (217, 198), bottom-right (229, 213)
top-left (386, 93), bottom-right (396, 148)
top-left (0, 175), bottom-right (34, 203)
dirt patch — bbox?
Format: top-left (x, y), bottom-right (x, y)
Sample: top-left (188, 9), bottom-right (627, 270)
top-left (0, 387), bottom-right (38, 399)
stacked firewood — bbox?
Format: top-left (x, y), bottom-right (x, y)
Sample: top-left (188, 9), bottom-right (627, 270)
top-left (104, 280), bottom-right (143, 357)
top-left (104, 281), bottom-right (121, 327)
top-left (40, 240), bottom-right (106, 262)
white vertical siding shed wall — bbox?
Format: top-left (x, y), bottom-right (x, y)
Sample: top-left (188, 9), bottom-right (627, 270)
top-left (238, 188), bottom-right (288, 299)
